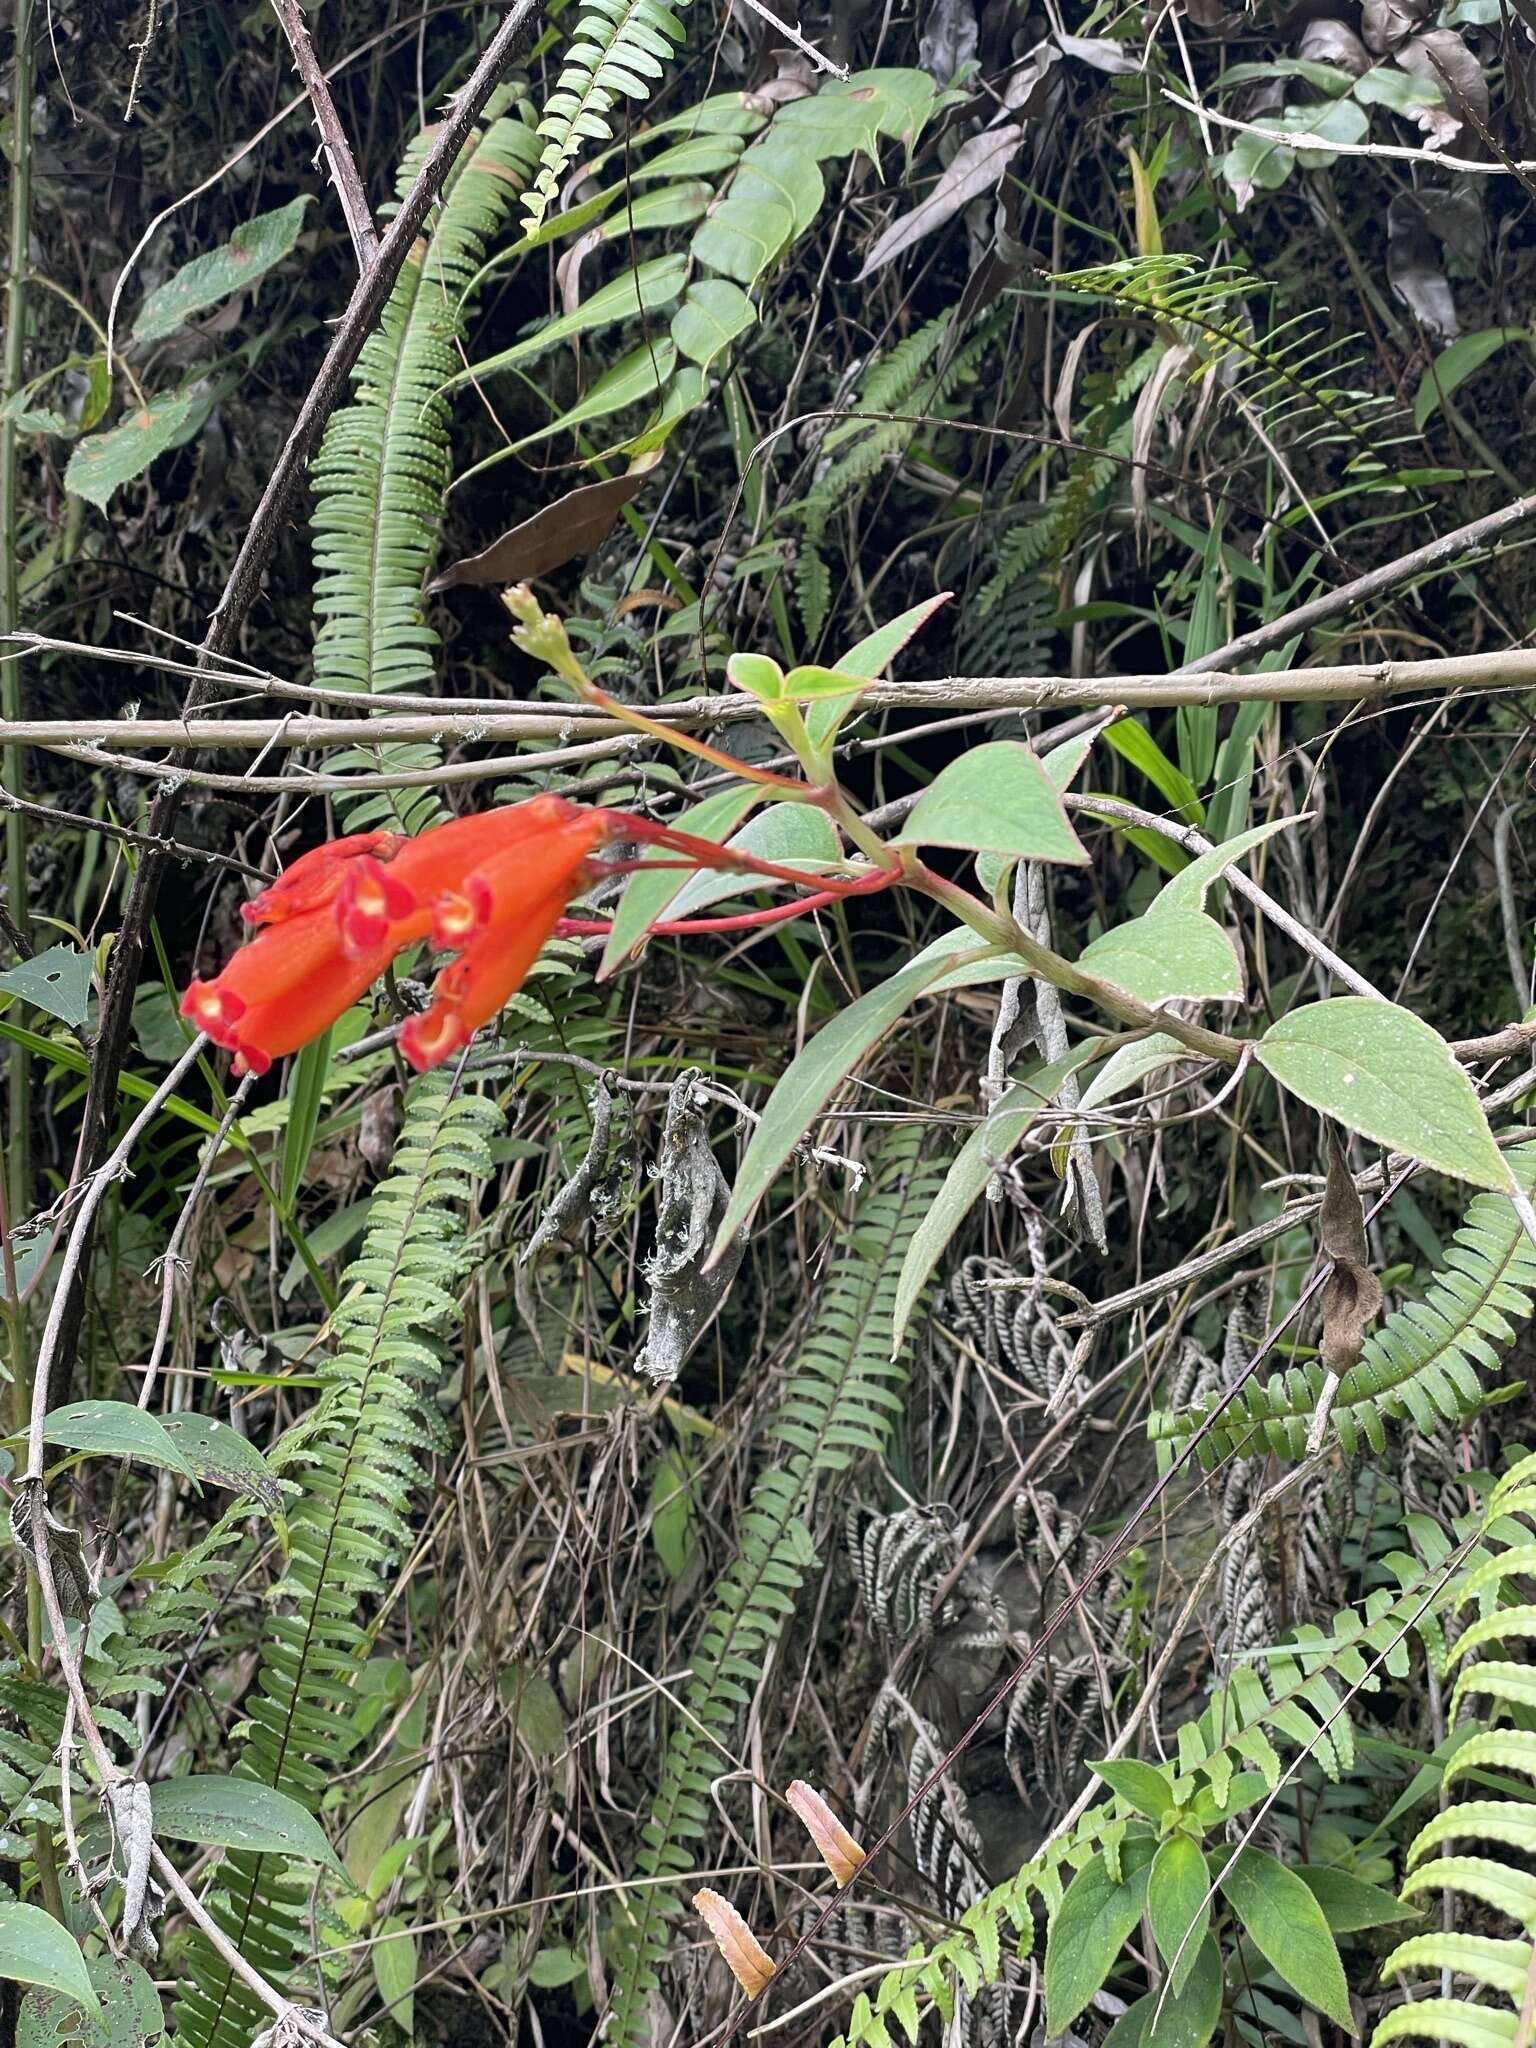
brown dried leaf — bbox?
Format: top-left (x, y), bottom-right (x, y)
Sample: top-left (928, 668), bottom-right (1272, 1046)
top-left (1317, 1133), bottom-right (1383, 1375)
top-left (430, 453), bottom-right (659, 591)
top-left (1298, 18), bottom-right (1373, 74)
top-left (1398, 28), bottom-right (1490, 144)
top-left (858, 120), bottom-right (1030, 278)
top-left (1362, 0), bottom-right (1432, 55)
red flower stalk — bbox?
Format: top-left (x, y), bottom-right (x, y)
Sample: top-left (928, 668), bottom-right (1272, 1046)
top-left (182, 796), bottom-right (895, 1078)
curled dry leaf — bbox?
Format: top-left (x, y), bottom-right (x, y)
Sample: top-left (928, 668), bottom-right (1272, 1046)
top-left (1317, 1133), bottom-right (1383, 1375)
top-left (918, 0), bottom-right (978, 86)
top-left (693, 1889), bottom-right (776, 1998)
top-left (1297, 18), bottom-right (1373, 75)
top-left (786, 1780), bottom-right (868, 1885)
top-left (430, 451), bottom-right (659, 590)
top-left (1362, 0), bottom-right (1433, 55)
top-left (1398, 28), bottom-right (1490, 145)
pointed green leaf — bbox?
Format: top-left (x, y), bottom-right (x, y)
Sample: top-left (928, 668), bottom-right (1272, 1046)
top-left (1090, 1758), bottom-right (1176, 1821)
top-left (663, 803), bottom-right (840, 921)
top-left (805, 591), bottom-right (951, 753)
top-left (1101, 1937), bottom-right (1221, 2048)
top-left (893, 742), bottom-right (1089, 864)
top-left (692, 193), bottom-right (794, 283)
top-left (1045, 1851), bottom-right (1152, 2036)
top-left (1298, 1865), bottom-right (1420, 1932)
top-left (1079, 911), bottom-right (1242, 1004)
top-left (158, 1413), bottom-right (280, 1511)
top-left (710, 930), bottom-right (1017, 1259)
top-left (1218, 1846), bottom-right (1351, 2027)
top-left (150, 1776), bottom-right (346, 1875)
top-left (64, 392), bottom-right (199, 510)
top-left (1255, 997), bottom-right (1507, 1190)
top-left (39, 1401), bottom-right (198, 1483)
top-left (132, 196), bottom-right (310, 344)
top-left (672, 279), bottom-right (756, 367)
top-left (514, 339), bottom-right (678, 451)
top-left (372, 1915), bottom-right (418, 2034)
top-left (1148, 1834), bottom-right (1212, 1995)
top-left (1153, 818), bottom-right (1301, 914)
top-left (454, 253), bottom-right (689, 384)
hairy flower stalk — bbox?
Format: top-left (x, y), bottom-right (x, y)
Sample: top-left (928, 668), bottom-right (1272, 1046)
top-left (182, 796), bottom-right (893, 1075)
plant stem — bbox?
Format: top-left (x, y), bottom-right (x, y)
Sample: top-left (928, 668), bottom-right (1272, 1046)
top-left (1, 0), bottom-right (34, 1254)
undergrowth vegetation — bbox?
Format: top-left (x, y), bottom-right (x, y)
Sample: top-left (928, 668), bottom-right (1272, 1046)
top-left (3, 1), bottom-right (1536, 2045)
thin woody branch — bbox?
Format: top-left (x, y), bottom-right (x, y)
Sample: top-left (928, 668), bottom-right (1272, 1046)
top-left (270, 0), bottom-right (378, 271)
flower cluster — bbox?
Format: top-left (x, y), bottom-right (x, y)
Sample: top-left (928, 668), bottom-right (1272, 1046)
top-left (181, 796), bottom-right (609, 1075)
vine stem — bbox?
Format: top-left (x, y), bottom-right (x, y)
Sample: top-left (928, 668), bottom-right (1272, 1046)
top-left (1, 0), bottom-right (34, 1312)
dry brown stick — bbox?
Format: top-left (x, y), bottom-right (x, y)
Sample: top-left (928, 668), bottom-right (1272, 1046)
top-left (270, 0), bottom-right (379, 270)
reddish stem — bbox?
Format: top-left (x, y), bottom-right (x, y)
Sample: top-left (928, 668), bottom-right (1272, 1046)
top-left (596, 809), bottom-right (898, 895)
top-left (559, 887), bottom-right (865, 937)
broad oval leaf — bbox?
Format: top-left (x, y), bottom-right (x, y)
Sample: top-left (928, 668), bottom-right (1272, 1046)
top-left (1255, 997), bottom-right (1507, 1190)
top-left (1079, 911), bottom-right (1243, 1005)
top-left (1090, 1757), bottom-right (1176, 1821)
top-left (671, 279), bottom-right (756, 367)
top-left (893, 742), bottom-right (1089, 865)
top-left (1148, 1834), bottom-right (1211, 1995)
top-left (1077, 1033), bottom-right (1189, 1119)
top-left (1217, 1845), bottom-right (1351, 2028)
top-left (709, 930), bottom-right (1019, 1260)
top-left (132, 196), bottom-right (310, 345)
top-left (1045, 1849), bottom-right (1152, 2037)
top-left (40, 1401), bottom-right (198, 1483)
top-left (692, 193), bottom-right (795, 284)
top-left (150, 1775), bottom-right (345, 1875)
top-left (0, 1901), bottom-right (92, 2008)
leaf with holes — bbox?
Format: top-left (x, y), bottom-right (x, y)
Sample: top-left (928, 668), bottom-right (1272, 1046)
top-left (64, 392), bottom-right (201, 511)
top-left (158, 1414), bottom-right (281, 1511)
top-left (0, 946), bottom-right (93, 1028)
top-left (150, 1776), bottom-right (346, 1875)
top-left (1255, 997), bottom-right (1507, 1190)
top-left (37, 1401), bottom-right (198, 1484)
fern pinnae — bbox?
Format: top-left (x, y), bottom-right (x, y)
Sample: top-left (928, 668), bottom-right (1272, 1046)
top-left (173, 1070), bottom-right (502, 2048)
top-left (524, 0), bottom-right (693, 233)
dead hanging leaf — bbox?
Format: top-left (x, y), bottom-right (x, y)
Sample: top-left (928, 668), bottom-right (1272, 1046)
top-left (1054, 32), bottom-right (1143, 72)
top-left (430, 452), bottom-right (659, 591)
top-left (1362, 0), bottom-right (1432, 55)
top-left (1398, 28), bottom-right (1490, 145)
top-left (10, 1483), bottom-right (96, 1618)
top-left (1129, 342), bottom-right (1198, 526)
top-left (636, 1070), bottom-right (746, 1384)
top-left (1388, 189), bottom-right (1461, 340)
top-left (919, 0), bottom-right (979, 85)
top-left (1298, 18), bottom-right (1373, 74)
top-left (1317, 1133), bottom-right (1383, 1375)
top-left (858, 121), bottom-right (1030, 279)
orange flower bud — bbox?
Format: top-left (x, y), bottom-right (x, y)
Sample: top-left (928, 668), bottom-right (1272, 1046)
top-left (692, 1890), bottom-right (775, 2000)
top-left (785, 1781), bottom-right (866, 1886)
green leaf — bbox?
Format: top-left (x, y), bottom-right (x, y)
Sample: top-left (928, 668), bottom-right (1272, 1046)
top-left (150, 1775), bottom-right (346, 1875)
top-left (893, 743), bottom-right (1088, 864)
top-left (710, 929), bottom-right (1018, 1259)
top-left (1414, 328), bottom-right (1528, 430)
top-left (1370, 2000), bottom-right (1518, 2048)
top-left (515, 339), bottom-right (679, 452)
top-left (64, 391), bottom-right (200, 511)
top-left (805, 590), bottom-right (950, 753)
top-left (1101, 1938), bottom-right (1221, 2048)
top-left (663, 803), bottom-right (841, 921)
top-left (1255, 997), bottom-right (1508, 1190)
top-left (1354, 64), bottom-right (1444, 110)
top-left (1297, 1865), bottom-right (1420, 1931)
top-left (727, 651), bottom-right (787, 702)
top-left (889, 1044), bottom-right (1105, 1354)
top-left (158, 1413), bottom-right (281, 1511)
top-left (1079, 911), bottom-right (1242, 1004)
top-left (372, 1915), bottom-right (417, 2034)
top-left (0, 946), bottom-right (93, 1028)
top-left (1217, 1846), bottom-right (1351, 2027)
top-left (1091, 1757), bottom-right (1175, 1821)
top-left (1153, 818), bottom-right (1300, 914)
top-left (500, 1662), bottom-right (566, 1760)
top-left (600, 785), bottom-right (761, 974)
top-left (649, 1447), bottom-right (697, 1578)
top-left (671, 279), bottom-right (757, 367)
top-left (692, 193), bottom-right (795, 284)
top-left (1148, 1835), bottom-right (1211, 1995)
top-left (281, 1029), bottom-right (332, 1206)
top-left (132, 197), bottom-right (309, 344)
top-left (0, 1902), bottom-right (93, 2009)
top-left (1104, 718), bottom-right (1203, 824)
top-left (456, 253), bottom-right (689, 384)
top-left (1077, 1033), bottom-right (1186, 1119)
top-left (39, 1401), bottom-right (198, 1483)
top-left (528, 1946), bottom-right (588, 1988)
top-left (1045, 1850), bottom-right (1152, 2036)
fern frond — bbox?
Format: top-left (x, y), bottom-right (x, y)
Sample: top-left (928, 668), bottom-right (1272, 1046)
top-left (173, 1071), bottom-right (501, 2048)
top-left (1153, 1150), bottom-right (1536, 1465)
top-left (524, 0), bottom-right (693, 232)
top-left (605, 1130), bottom-right (944, 2048)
